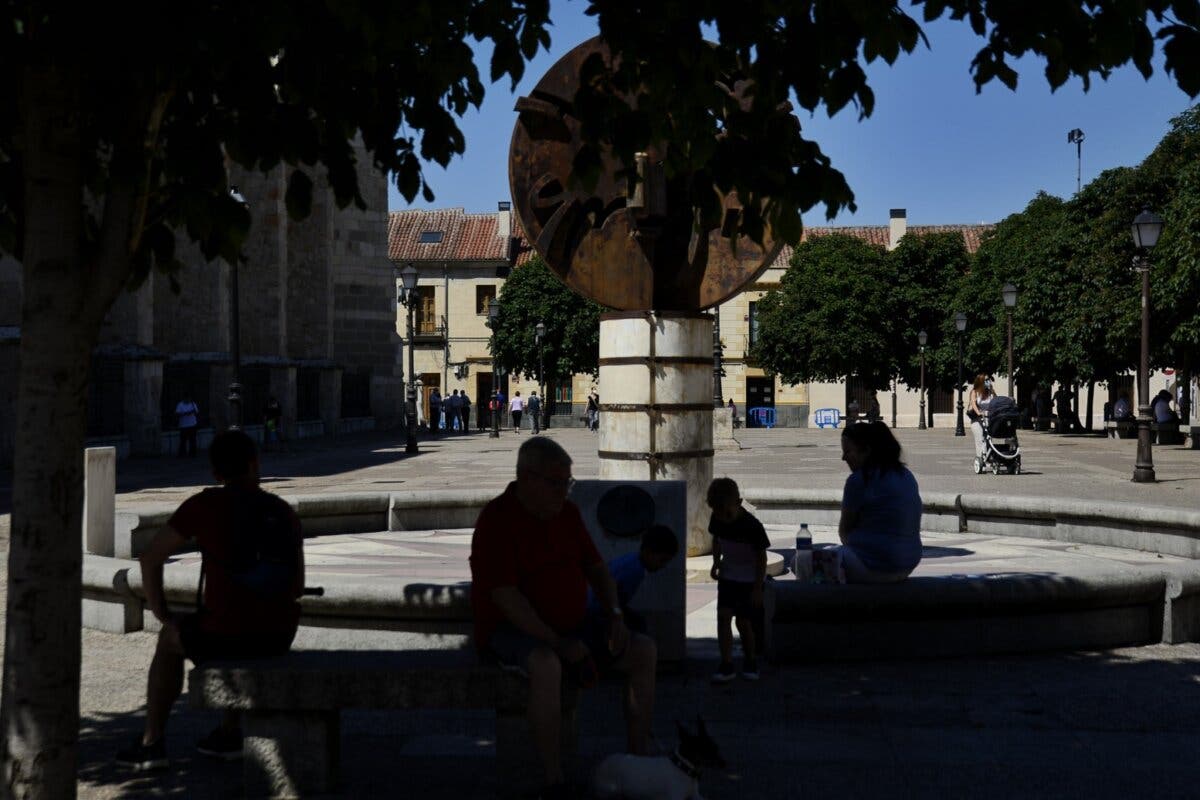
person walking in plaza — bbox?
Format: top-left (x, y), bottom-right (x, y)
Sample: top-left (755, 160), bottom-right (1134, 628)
top-left (262, 396), bottom-right (284, 452)
top-left (446, 390), bottom-right (461, 432)
top-left (707, 477), bottom-right (769, 683)
top-left (966, 374), bottom-right (993, 459)
top-left (836, 421), bottom-right (923, 583)
top-left (460, 390), bottom-right (472, 433)
top-left (429, 388), bottom-right (442, 433)
top-left (510, 390), bottom-right (525, 433)
top-left (528, 391), bottom-right (542, 434)
top-left (116, 430), bottom-right (305, 770)
top-left (470, 437), bottom-right (657, 799)
top-left (175, 394), bottom-right (200, 458)
top-left (587, 391), bottom-right (600, 433)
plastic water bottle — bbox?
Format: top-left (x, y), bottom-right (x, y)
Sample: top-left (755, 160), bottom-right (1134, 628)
top-left (792, 523), bottom-right (813, 582)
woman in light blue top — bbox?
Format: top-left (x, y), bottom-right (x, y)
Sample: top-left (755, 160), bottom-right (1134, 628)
top-left (837, 421), bottom-right (923, 583)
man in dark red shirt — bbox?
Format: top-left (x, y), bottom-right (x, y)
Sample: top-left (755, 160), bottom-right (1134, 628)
top-left (117, 430), bottom-right (305, 771)
top-left (471, 437), bottom-right (657, 798)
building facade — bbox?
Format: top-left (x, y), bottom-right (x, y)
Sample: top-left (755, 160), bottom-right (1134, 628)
top-left (0, 147), bottom-right (401, 466)
top-left (389, 205), bottom-right (1001, 429)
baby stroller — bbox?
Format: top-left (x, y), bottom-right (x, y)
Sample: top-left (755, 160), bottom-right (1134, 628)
top-left (974, 395), bottom-right (1022, 475)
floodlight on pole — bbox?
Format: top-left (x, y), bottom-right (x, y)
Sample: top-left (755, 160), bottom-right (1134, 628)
top-left (1067, 128), bottom-right (1085, 195)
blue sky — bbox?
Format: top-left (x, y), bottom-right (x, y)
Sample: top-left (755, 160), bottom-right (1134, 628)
top-left (389, 2), bottom-right (1196, 227)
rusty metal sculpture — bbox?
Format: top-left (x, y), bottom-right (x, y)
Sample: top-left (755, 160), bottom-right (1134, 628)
top-left (508, 37), bottom-right (783, 311)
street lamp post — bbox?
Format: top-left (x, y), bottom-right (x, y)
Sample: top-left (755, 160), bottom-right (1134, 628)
top-left (536, 321), bottom-right (546, 430)
top-left (955, 312), bottom-right (967, 436)
top-left (1002, 283), bottom-right (1018, 398)
top-left (918, 330), bottom-right (928, 431)
top-left (227, 187), bottom-right (248, 430)
top-left (400, 263), bottom-right (420, 454)
top-left (488, 301), bottom-right (501, 438)
top-left (1131, 208), bottom-right (1164, 483)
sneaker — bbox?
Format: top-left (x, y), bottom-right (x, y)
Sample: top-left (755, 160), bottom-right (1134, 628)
top-left (710, 662), bottom-right (736, 684)
top-left (196, 726), bottom-right (243, 760)
top-left (115, 737), bottom-right (168, 771)
top-left (742, 658), bottom-right (760, 681)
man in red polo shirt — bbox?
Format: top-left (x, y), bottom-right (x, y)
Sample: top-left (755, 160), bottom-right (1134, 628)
top-left (471, 437), bottom-right (657, 799)
top-left (117, 430), bottom-right (304, 771)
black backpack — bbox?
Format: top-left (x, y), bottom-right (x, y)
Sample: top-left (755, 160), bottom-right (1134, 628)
top-left (196, 488), bottom-right (298, 609)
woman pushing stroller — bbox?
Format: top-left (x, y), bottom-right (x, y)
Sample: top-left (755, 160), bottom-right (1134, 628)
top-left (966, 374), bottom-right (994, 461)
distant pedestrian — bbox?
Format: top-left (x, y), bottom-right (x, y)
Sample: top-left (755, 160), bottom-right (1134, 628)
top-left (510, 391), bottom-right (524, 433)
top-left (528, 391), bottom-right (542, 434)
top-left (263, 396), bottom-right (284, 452)
top-left (447, 390), bottom-right (462, 432)
top-left (460, 391), bottom-right (472, 433)
top-left (430, 389), bottom-right (443, 433)
top-left (587, 391), bottom-right (599, 433)
top-left (175, 395), bottom-right (200, 458)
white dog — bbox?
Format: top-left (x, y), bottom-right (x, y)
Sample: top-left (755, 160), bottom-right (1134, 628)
top-left (592, 719), bottom-right (725, 800)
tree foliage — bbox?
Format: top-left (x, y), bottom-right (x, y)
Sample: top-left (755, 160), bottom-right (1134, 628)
top-left (578, 0), bottom-right (1199, 248)
top-left (490, 255), bottom-right (604, 383)
top-left (751, 234), bottom-right (895, 390)
top-left (3, 3), bottom-right (1198, 797)
top-left (1, 3), bottom-right (553, 797)
top-left (891, 232), bottom-right (973, 390)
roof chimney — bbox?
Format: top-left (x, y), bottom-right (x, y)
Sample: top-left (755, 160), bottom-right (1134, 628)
top-left (888, 208), bottom-right (907, 251)
top-left (497, 201), bottom-right (512, 240)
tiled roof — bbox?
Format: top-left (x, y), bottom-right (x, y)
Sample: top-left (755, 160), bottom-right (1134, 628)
top-left (770, 222), bottom-right (993, 267)
top-left (388, 208), bottom-right (513, 263)
top-left (389, 209), bottom-right (993, 268)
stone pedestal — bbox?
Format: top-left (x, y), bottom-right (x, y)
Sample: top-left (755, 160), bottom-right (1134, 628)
top-left (83, 447), bottom-right (116, 556)
top-left (597, 312), bottom-right (714, 556)
top-left (713, 405), bottom-right (740, 450)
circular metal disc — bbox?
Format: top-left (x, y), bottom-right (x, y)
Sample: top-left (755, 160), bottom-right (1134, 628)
top-left (508, 37), bottom-right (783, 311)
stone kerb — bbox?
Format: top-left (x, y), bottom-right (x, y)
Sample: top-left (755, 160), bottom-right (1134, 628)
top-left (743, 488), bottom-right (1200, 553)
top-left (388, 489), bottom-right (494, 531)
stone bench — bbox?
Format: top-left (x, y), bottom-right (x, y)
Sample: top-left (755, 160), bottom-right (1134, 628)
top-left (189, 650), bottom-right (578, 799)
top-left (764, 570), bottom-right (1168, 662)
top-left (1104, 419), bottom-right (1137, 439)
top-left (1152, 421), bottom-right (1186, 445)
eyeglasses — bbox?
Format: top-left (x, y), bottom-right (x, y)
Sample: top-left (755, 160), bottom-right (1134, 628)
top-left (528, 470), bottom-right (575, 492)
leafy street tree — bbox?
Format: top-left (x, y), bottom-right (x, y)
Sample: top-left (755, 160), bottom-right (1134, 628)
top-left (890, 232), bottom-right (973, 394)
top-left (958, 193), bottom-right (1083, 396)
top-left (0, 4), bottom-right (552, 795)
top-left (578, 0), bottom-right (1199, 247)
top-left (489, 255), bottom-right (604, 404)
top-left (751, 234), bottom-right (897, 390)
top-left (3, 3), bottom-right (1197, 797)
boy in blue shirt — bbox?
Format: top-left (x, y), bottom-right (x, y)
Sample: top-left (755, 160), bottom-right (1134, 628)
top-left (587, 524), bottom-right (678, 635)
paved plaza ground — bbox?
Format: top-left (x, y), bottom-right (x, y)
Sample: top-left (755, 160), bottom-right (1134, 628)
top-left (1, 425), bottom-right (1199, 797)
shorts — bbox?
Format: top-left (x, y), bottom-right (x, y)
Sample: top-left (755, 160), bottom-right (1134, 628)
top-left (177, 614), bottom-right (296, 664)
top-left (717, 579), bottom-right (758, 617)
top-left (485, 621), bottom-right (622, 676)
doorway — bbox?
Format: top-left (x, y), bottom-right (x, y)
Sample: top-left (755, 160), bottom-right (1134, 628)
top-left (745, 376), bottom-right (775, 427)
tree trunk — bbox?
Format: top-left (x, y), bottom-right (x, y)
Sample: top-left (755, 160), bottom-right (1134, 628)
top-left (1085, 380), bottom-right (1095, 431)
top-left (2, 66), bottom-right (88, 800)
top-left (2, 65), bottom-right (135, 800)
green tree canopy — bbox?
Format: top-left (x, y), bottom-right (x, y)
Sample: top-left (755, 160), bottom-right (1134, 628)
top-left (5, 4), bottom-right (1198, 796)
top-left (958, 192), bottom-right (1082, 391)
top-left (489, 255), bottom-right (603, 385)
top-left (751, 233), bottom-right (896, 390)
top-left (890, 231), bottom-right (973, 391)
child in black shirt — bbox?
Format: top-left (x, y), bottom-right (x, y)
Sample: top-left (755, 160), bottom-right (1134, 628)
top-left (707, 477), bottom-right (770, 682)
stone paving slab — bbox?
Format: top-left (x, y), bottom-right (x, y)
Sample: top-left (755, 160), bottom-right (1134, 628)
top-left (2, 426), bottom-right (1200, 796)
